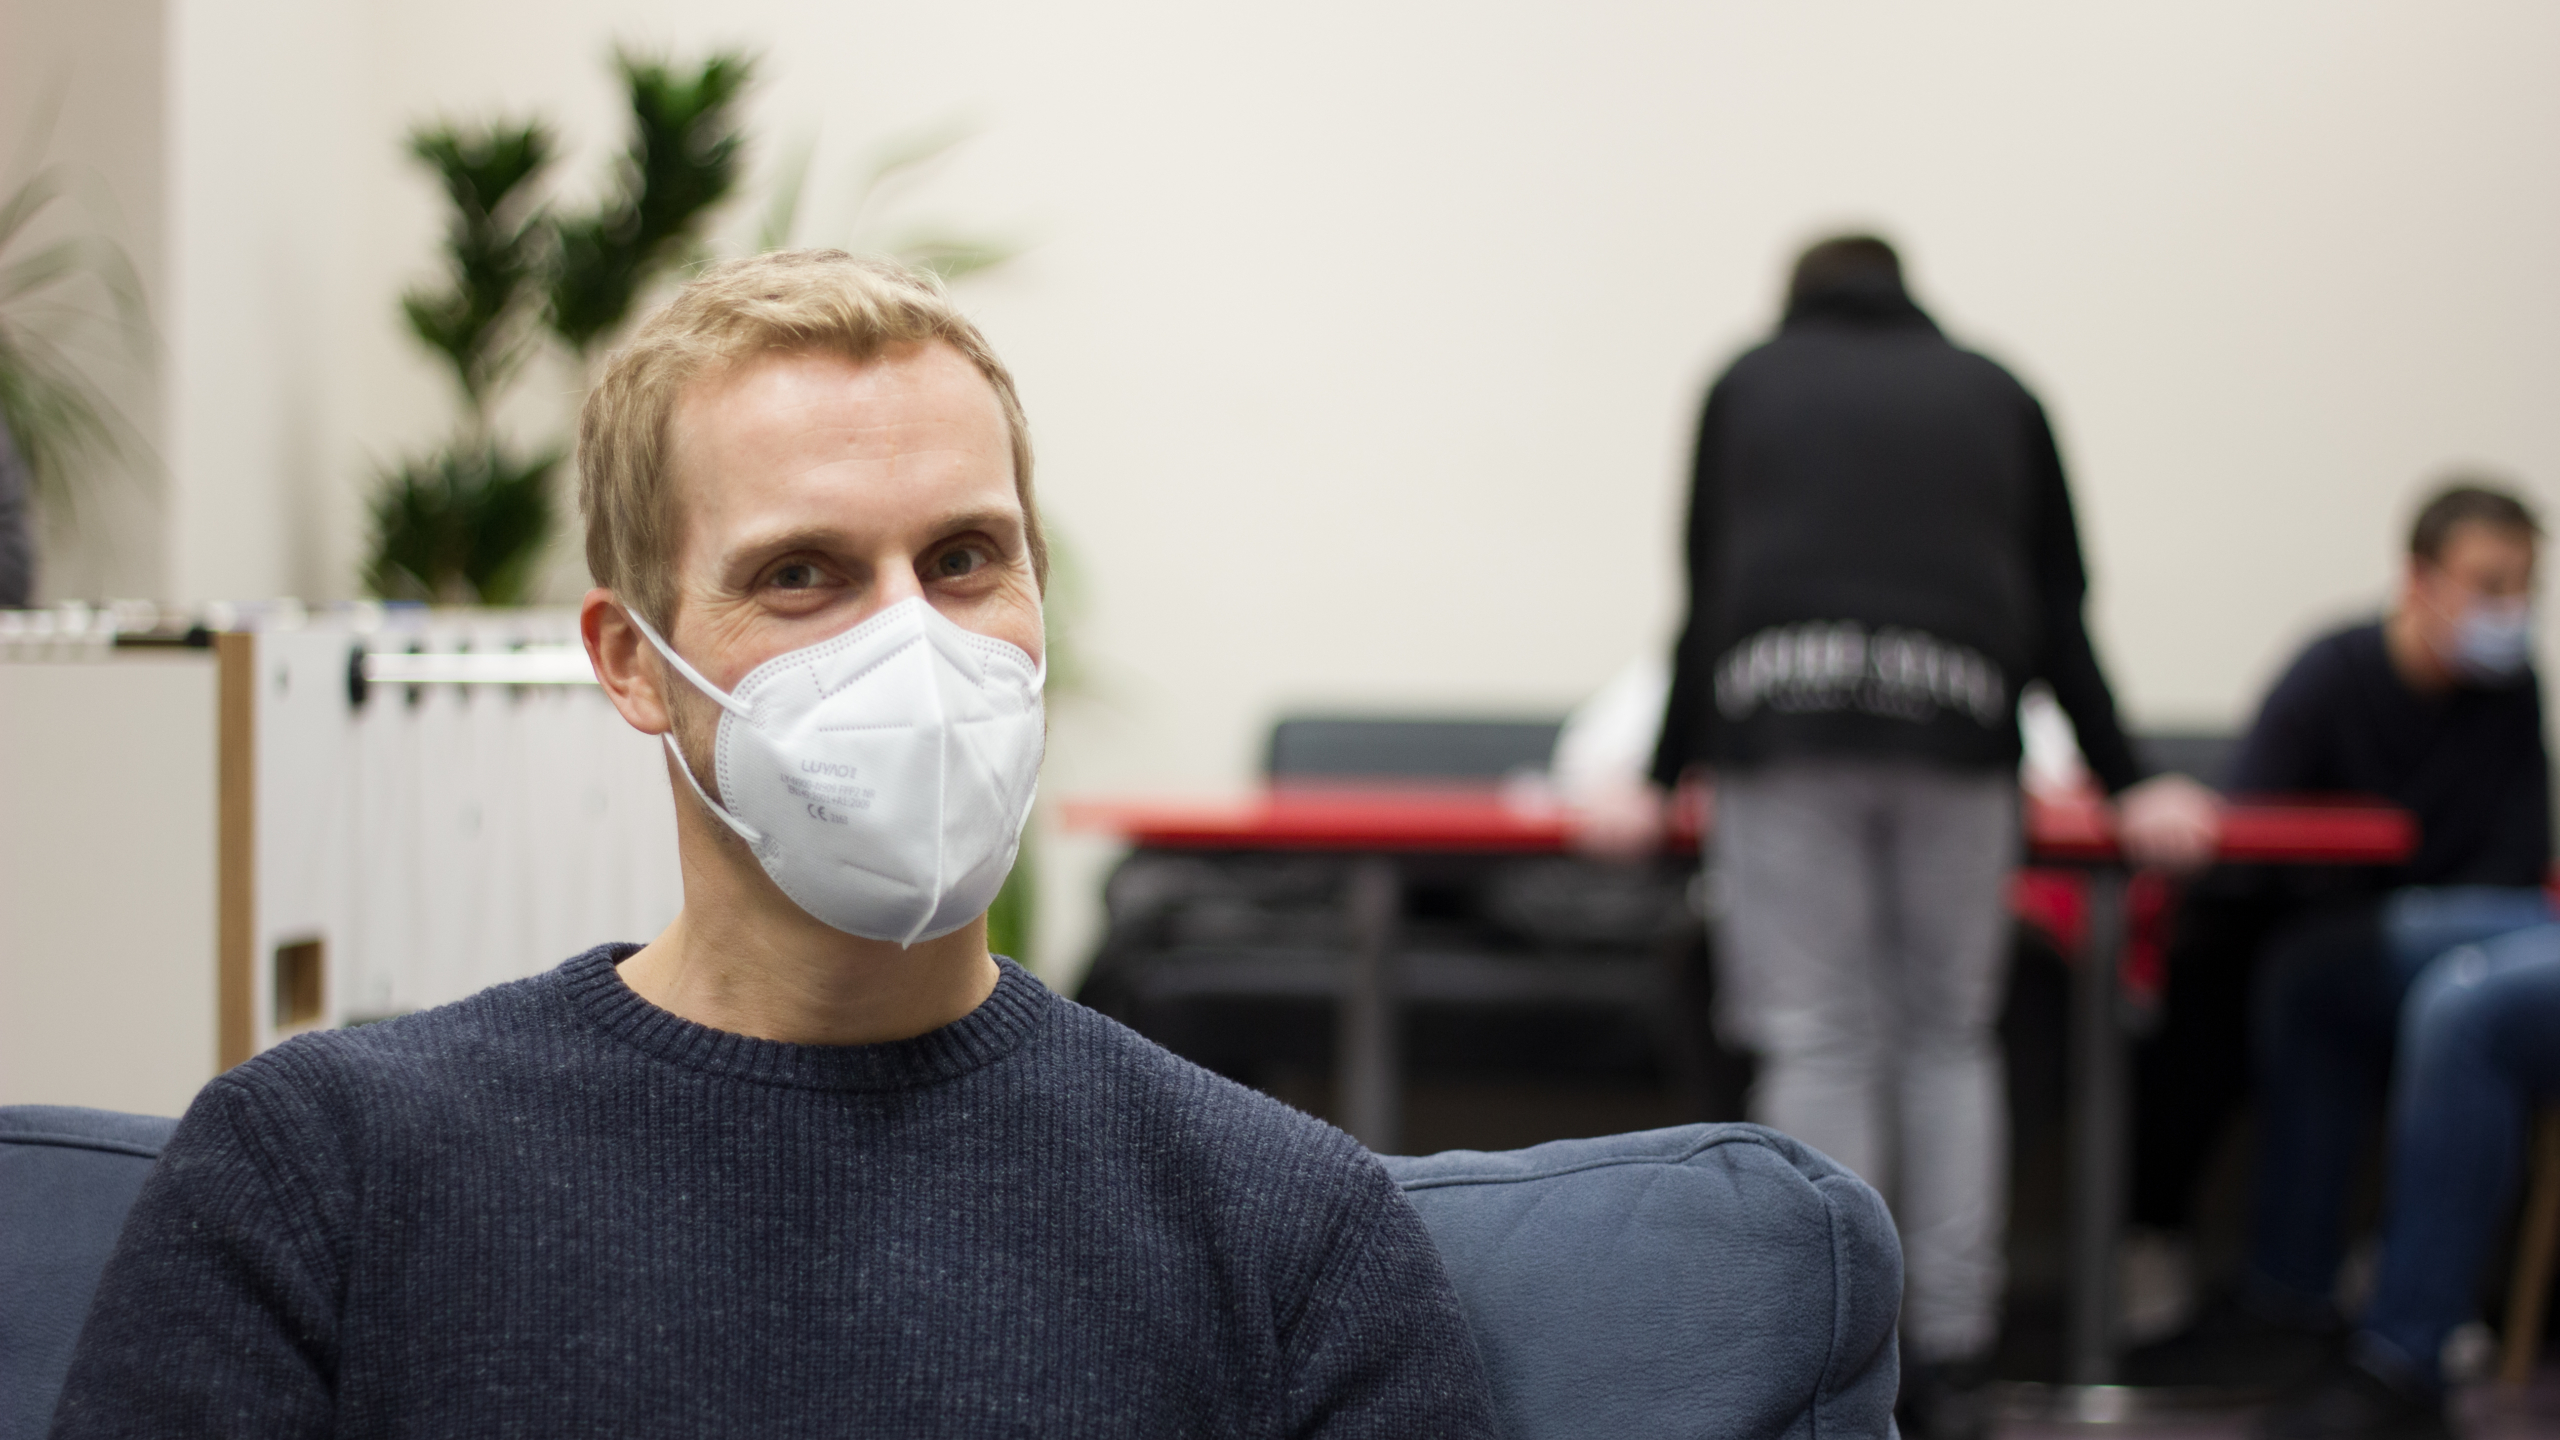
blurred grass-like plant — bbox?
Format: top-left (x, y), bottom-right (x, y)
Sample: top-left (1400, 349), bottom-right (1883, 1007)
top-left (756, 118), bottom-right (1018, 282)
top-left (0, 139), bottom-right (152, 545)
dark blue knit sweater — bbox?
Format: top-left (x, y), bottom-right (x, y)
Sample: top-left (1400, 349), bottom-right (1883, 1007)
top-left (50, 948), bottom-right (1496, 1438)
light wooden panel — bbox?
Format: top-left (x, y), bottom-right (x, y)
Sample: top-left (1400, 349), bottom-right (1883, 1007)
top-left (217, 631), bottom-right (255, 1072)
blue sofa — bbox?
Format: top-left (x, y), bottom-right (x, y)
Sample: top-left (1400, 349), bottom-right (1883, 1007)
top-left (1385, 1122), bottom-right (1902, 1440)
top-left (4, 1108), bottom-right (1897, 1439)
top-left (1, 1106), bottom-right (178, 1440)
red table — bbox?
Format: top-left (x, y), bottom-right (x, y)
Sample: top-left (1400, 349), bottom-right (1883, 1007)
top-left (1067, 787), bottom-right (2413, 862)
top-left (1066, 786), bottom-right (2414, 1393)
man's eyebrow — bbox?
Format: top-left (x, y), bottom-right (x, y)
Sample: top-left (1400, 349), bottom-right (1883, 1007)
top-left (920, 508), bottom-right (1026, 540)
top-left (725, 509), bottom-right (1025, 563)
top-left (725, 525), bottom-right (854, 563)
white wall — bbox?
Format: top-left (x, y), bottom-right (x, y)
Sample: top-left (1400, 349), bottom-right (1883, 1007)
top-left (162, 0), bottom-right (370, 603)
top-left (25, 1), bottom-right (2560, 981)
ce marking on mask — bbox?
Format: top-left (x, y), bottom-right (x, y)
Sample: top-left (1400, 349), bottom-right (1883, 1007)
top-left (783, 769), bottom-right (875, 816)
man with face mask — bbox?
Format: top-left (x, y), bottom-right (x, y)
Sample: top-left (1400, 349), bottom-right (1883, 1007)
top-left (49, 252), bottom-right (1500, 1438)
top-left (2128, 482), bottom-right (2551, 1403)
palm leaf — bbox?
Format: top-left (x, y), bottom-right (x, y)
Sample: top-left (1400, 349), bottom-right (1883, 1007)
top-left (818, 122), bottom-right (1022, 282)
top-left (0, 165), bottom-right (65, 250)
top-left (840, 119), bottom-right (978, 238)
top-left (755, 134), bottom-right (815, 253)
top-left (0, 160), bottom-right (153, 524)
top-left (890, 235), bottom-right (1020, 282)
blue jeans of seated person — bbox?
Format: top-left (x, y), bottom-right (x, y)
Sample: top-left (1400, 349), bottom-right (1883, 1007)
top-left (2353, 928), bottom-right (2560, 1388)
top-left (2248, 886), bottom-right (2556, 1316)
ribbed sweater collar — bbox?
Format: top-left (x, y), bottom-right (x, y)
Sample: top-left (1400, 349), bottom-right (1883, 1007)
top-left (556, 944), bottom-right (1052, 1092)
top-left (1781, 275), bottom-right (1937, 332)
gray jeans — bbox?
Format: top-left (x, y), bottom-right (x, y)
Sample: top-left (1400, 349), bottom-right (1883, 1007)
top-left (1712, 758), bottom-right (2018, 1362)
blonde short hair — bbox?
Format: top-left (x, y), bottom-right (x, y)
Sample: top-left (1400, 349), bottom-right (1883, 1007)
top-left (578, 249), bottom-right (1043, 629)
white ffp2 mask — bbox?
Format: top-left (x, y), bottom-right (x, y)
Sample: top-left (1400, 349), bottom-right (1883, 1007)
top-left (628, 598), bottom-right (1044, 946)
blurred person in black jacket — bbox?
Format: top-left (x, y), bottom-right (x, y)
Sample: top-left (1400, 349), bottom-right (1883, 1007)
top-left (2127, 482), bottom-right (2550, 1395)
top-left (1606, 235), bottom-right (2217, 1439)
top-left (0, 415), bottom-right (32, 607)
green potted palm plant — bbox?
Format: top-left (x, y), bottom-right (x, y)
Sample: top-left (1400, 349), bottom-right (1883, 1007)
top-left (368, 52), bottom-right (755, 604)
top-left (0, 144), bottom-right (151, 606)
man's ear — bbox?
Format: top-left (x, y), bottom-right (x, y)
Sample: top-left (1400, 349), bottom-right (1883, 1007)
top-left (582, 588), bottom-right (674, 736)
top-left (2398, 557), bottom-right (2434, 614)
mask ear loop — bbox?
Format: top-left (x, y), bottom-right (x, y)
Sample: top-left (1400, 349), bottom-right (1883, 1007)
top-left (622, 607), bottom-right (768, 850)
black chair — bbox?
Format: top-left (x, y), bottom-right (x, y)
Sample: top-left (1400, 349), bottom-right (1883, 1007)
top-left (1, 1105), bottom-right (176, 1439)
top-left (2137, 728), bottom-right (2240, 789)
top-left (1265, 715), bottom-right (1563, 788)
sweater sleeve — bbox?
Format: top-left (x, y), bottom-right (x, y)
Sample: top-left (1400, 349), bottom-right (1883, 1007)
top-left (49, 1075), bottom-right (341, 1439)
top-left (1276, 1162), bottom-right (1498, 1439)
top-left (2226, 643), bottom-right (2337, 796)
top-left (1649, 381), bottom-right (1729, 790)
top-left (2020, 397), bottom-right (2149, 794)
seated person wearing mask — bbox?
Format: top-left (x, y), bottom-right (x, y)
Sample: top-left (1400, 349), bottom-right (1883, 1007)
top-left (50, 252), bottom-right (1500, 1438)
top-left (2257, 924), bottom-right (2560, 1440)
top-left (2130, 481), bottom-right (2550, 1390)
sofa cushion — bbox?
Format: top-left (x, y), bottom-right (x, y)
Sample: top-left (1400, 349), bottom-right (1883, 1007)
top-left (1, 1105), bottom-right (178, 1440)
top-left (1383, 1123), bottom-right (1901, 1440)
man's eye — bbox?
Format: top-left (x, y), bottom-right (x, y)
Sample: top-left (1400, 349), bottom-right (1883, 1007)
top-left (934, 548), bottom-right (987, 579)
top-left (771, 563), bottom-right (823, 590)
